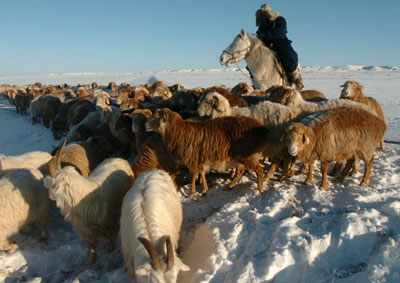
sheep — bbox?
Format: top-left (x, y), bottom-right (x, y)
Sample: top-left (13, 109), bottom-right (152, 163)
top-left (91, 89), bottom-right (111, 109)
top-left (0, 151), bottom-right (52, 178)
top-left (168, 83), bottom-right (185, 95)
top-left (48, 136), bottom-right (114, 178)
top-left (116, 87), bottom-right (134, 105)
top-left (29, 94), bottom-right (43, 124)
top-left (44, 155), bottom-right (134, 264)
top-left (151, 86), bottom-right (172, 100)
top-left (99, 105), bottom-right (131, 157)
top-left (145, 108), bottom-right (269, 199)
top-left (36, 95), bottom-right (63, 129)
top-left (270, 84), bottom-right (382, 176)
top-left (0, 169), bottom-right (51, 250)
top-left (120, 169), bottom-right (189, 282)
top-left (66, 98), bottom-right (97, 129)
top-left (268, 85), bottom-right (377, 116)
top-left (197, 91), bottom-right (301, 127)
top-left (200, 86), bottom-right (249, 107)
top-left (231, 82), bottom-right (254, 97)
top-left (340, 80), bottom-right (386, 149)
top-left (267, 85), bottom-right (327, 103)
top-left (120, 98), bottom-right (140, 111)
top-left (130, 109), bottom-right (180, 183)
top-left (282, 107), bottom-right (386, 190)
top-left (52, 99), bottom-right (77, 139)
top-left (14, 92), bottom-right (33, 115)
top-left (108, 81), bottom-right (118, 92)
top-left (59, 110), bottom-right (101, 145)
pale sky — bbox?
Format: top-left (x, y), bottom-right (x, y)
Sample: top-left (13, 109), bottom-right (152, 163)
top-left (0, 0), bottom-right (399, 76)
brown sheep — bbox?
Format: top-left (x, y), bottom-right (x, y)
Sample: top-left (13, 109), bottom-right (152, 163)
top-left (66, 98), bottom-right (97, 129)
top-left (14, 92), bottom-right (33, 115)
top-left (231, 82), bottom-right (254, 97)
top-left (145, 108), bottom-right (269, 199)
top-left (268, 85), bottom-right (327, 104)
top-left (129, 108), bottom-right (180, 183)
top-left (36, 95), bottom-right (63, 129)
top-left (119, 98), bottom-right (140, 111)
top-left (116, 87), bottom-right (134, 104)
top-left (48, 136), bottom-right (114, 178)
top-left (282, 107), bottom-right (386, 190)
top-left (200, 86), bottom-right (249, 107)
top-left (169, 83), bottom-right (185, 95)
top-left (52, 99), bottom-right (96, 139)
top-left (108, 82), bottom-right (118, 92)
top-left (340, 80), bottom-right (386, 149)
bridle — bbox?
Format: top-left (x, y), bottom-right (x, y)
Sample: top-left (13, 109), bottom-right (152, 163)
top-left (222, 41), bottom-right (252, 64)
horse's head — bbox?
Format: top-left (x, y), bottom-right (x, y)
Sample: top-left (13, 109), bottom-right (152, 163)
top-left (220, 29), bottom-right (252, 67)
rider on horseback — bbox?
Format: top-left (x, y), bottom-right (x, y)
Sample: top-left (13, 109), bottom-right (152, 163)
top-left (255, 4), bottom-right (304, 90)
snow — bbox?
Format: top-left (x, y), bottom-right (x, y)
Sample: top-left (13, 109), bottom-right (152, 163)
top-left (1, 66), bottom-right (400, 282)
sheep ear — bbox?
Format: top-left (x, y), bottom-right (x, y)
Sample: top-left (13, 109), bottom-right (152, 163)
top-left (175, 257), bottom-right (190, 272)
top-left (340, 84), bottom-right (345, 88)
top-left (240, 29), bottom-right (246, 37)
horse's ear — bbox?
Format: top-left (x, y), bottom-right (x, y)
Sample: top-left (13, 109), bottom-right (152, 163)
top-left (240, 29), bottom-right (246, 36)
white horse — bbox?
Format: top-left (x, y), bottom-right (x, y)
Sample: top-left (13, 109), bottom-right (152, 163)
top-left (220, 29), bottom-right (293, 91)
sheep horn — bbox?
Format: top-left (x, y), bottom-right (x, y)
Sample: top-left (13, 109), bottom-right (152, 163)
top-left (55, 139), bottom-right (66, 171)
top-left (47, 139), bottom-right (66, 177)
top-left (138, 237), bottom-right (162, 271)
top-left (163, 235), bottom-right (174, 270)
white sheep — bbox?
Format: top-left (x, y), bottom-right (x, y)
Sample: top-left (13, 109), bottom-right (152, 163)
top-left (270, 85), bottom-right (378, 116)
top-left (120, 169), bottom-right (189, 282)
top-left (0, 168), bottom-right (51, 250)
top-left (92, 89), bottom-right (111, 110)
top-left (0, 151), bottom-right (52, 177)
top-left (198, 91), bottom-right (301, 127)
top-left (340, 80), bottom-right (386, 149)
top-left (44, 156), bottom-right (135, 264)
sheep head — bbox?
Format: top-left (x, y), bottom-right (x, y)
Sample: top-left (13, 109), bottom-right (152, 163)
top-left (136, 236), bottom-right (189, 283)
top-left (197, 92), bottom-right (230, 118)
top-left (340, 80), bottom-right (364, 99)
top-left (284, 123), bottom-right (315, 158)
top-left (131, 109), bottom-right (152, 133)
top-left (145, 108), bottom-right (178, 135)
top-left (269, 85), bottom-right (302, 107)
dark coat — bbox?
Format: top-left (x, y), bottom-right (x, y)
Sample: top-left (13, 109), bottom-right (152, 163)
top-left (256, 16), bottom-right (298, 73)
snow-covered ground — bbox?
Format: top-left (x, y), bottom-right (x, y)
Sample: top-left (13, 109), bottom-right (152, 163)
top-left (0, 66), bottom-right (399, 282)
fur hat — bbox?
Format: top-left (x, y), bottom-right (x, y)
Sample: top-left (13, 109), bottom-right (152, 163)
top-left (256, 3), bottom-right (281, 22)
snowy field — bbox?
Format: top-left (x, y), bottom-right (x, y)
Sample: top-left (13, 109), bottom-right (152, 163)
top-left (0, 66), bottom-right (400, 282)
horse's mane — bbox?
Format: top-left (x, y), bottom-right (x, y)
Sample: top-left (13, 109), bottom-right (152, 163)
top-left (244, 32), bottom-right (286, 88)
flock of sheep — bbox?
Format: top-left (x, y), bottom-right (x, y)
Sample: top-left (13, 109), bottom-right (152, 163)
top-left (0, 79), bottom-right (386, 282)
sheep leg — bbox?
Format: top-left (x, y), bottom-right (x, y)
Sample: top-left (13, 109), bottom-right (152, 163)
top-left (106, 235), bottom-right (117, 253)
top-left (224, 163), bottom-right (245, 191)
top-left (319, 161), bottom-right (331, 190)
top-left (380, 139), bottom-right (385, 150)
top-left (328, 162), bottom-right (343, 177)
top-left (35, 215), bottom-right (50, 243)
top-left (200, 171), bottom-right (209, 195)
top-left (279, 157), bottom-right (295, 181)
top-left (334, 158), bottom-right (354, 183)
top-left (188, 171), bottom-right (199, 200)
top-left (264, 161), bottom-right (279, 182)
top-left (349, 158), bottom-right (360, 175)
top-left (241, 156), bottom-right (265, 194)
top-left (80, 233), bottom-right (99, 264)
top-left (304, 161), bottom-right (314, 185)
top-left (360, 156), bottom-right (374, 186)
